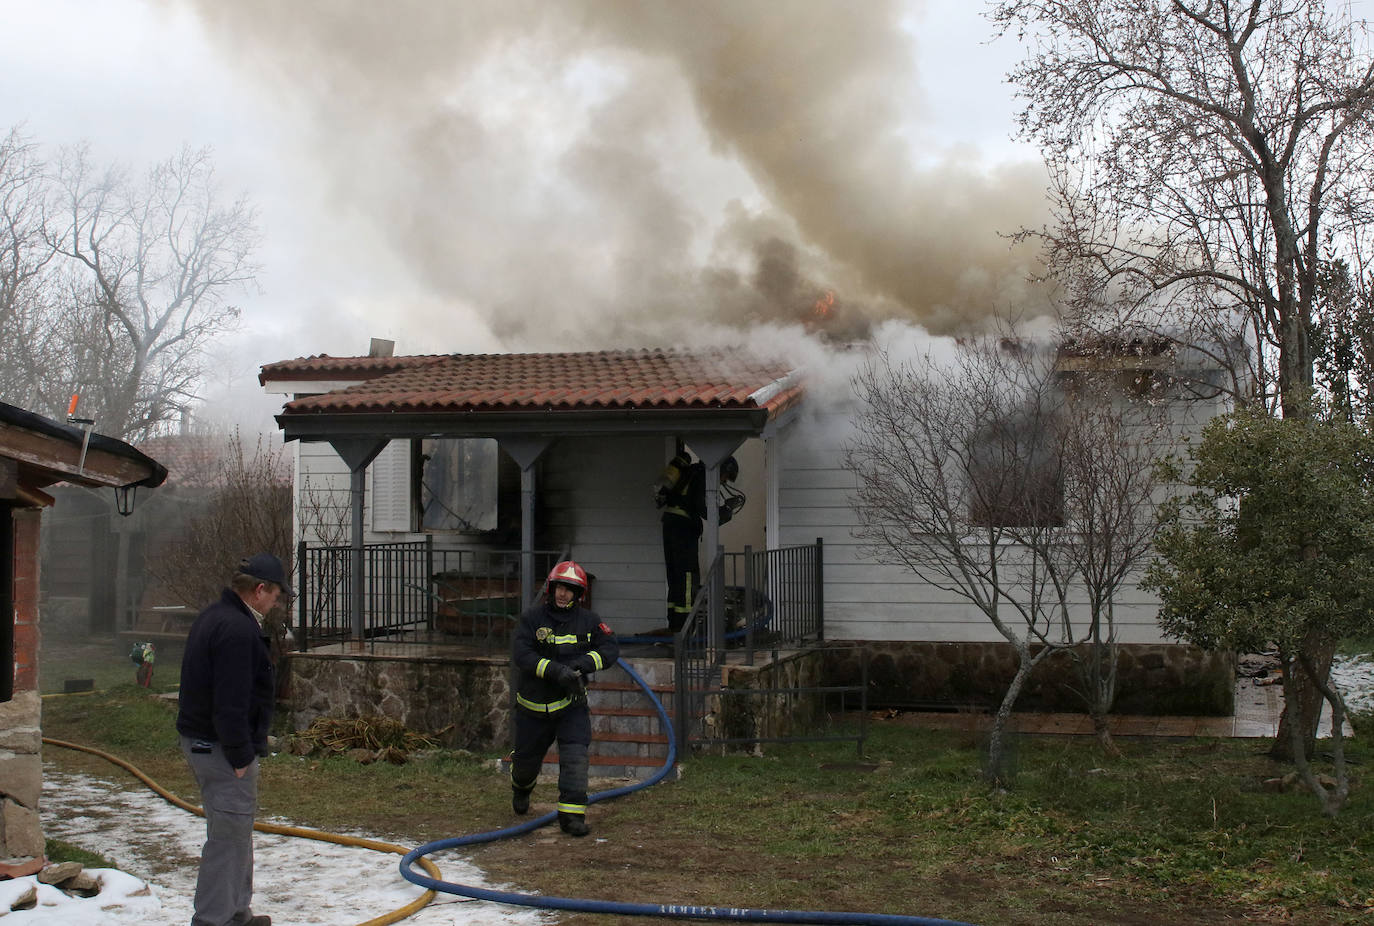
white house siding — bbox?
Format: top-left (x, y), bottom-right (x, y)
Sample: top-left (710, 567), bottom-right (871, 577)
top-left (777, 372), bottom-right (1233, 647)
top-left (539, 435), bottom-right (669, 632)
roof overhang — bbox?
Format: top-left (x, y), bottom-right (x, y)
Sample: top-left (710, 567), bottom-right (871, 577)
top-left (0, 403), bottom-right (168, 508)
top-left (275, 406), bottom-right (774, 443)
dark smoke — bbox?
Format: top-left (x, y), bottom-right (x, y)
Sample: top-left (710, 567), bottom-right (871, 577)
top-left (178, 0), bottom-right (1051, 349)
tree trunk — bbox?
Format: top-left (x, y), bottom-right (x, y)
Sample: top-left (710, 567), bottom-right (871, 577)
top-left (1269, 631), bottom-right (1336, 762)
top-left (987, 648), bottom-right (1037, 786)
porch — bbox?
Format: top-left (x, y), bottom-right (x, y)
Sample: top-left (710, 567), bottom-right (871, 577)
top-left (284, 537), bottom-right (856, 772)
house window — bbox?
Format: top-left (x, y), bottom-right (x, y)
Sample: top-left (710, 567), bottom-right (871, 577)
top-left (420, 438), bottom-right (499, 532)
top-left (968, 414), bottom-right (1064, 528)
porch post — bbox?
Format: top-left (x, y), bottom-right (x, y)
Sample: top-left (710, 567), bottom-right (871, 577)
top-left (350, 468), bottom-right (364, 640)
top-left (328, 438), bottom-right (389, 644)
top-left (685, 436), bottom-right (743, 660)
top-left (497, 438), bottom-right (553, 609)
top-left (521, 466), bottom-right (535, 607)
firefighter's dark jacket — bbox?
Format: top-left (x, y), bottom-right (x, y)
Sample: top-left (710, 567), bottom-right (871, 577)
top-left (512, 600), bottom-right (619, 712)
top-left (176, 588), bottom-right (276, 769)
top-left (662, 460), bottom-right (707, 537)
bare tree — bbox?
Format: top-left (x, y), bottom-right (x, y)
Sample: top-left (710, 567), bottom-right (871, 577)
top-left (1050, 349), bottom-right (1169, 755)
top-left (992, 0), bottom-right (1374, 417)
top-left (40, 143), bottom-right (259, 440)
top-left (0, 127), bottom-right (58, 405)
top-left (846, 337), bottom-right (1070, 783)
top-left (991, 0), bottom-right (1374, 761)
top-left (846, 334), bottom-right (1167, 773)
top-left (146, 430), bottom-right (293, 663)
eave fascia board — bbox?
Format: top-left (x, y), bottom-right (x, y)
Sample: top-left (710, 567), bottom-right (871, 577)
top-left (275, 407), bottom-right (773, 442)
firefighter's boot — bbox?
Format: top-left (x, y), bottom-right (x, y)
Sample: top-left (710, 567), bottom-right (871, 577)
top-left (512, 787), bottom-right (532, 815)
top-left (559, 811), bottom-right (589, 837)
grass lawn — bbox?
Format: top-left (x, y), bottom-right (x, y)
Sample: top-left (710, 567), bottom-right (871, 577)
top-left (38, 638), bottom-right (1374, 926)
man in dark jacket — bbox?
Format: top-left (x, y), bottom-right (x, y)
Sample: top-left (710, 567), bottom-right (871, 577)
top-left (176, 553), bottom-right (288, 926)
top-left (510, 560), bottom-right (619, 837)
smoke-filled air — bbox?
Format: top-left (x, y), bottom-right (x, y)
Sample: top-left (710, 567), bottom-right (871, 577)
top-left (178, 0), bottom-right (1052, 352)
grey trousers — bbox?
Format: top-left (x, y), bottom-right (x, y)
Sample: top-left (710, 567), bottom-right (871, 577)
top-left (180, 735), bottom-right (259, 926)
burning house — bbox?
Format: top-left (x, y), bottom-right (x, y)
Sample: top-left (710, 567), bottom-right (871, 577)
top-left (260, 334), bottom-right (1234, 759)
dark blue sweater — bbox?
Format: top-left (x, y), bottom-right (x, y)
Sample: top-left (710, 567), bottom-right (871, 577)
top-left (176, 588), bottom-right (276, 769)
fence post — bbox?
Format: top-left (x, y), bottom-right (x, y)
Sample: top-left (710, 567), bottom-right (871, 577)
top-left (814, 537), bottom-right (824, 642)
top-left (674, 640), bottom-right (689, 754)
top-left (425, 535), bottom-right (435, 633)
top-left (743, 545), bottom-right (755, 667)
top-left (297, 539), bottom-right (308, 652)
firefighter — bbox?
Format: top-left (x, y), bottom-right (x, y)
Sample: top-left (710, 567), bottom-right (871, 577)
top-left (654, 446), bottom-right (742, 632)
top-left (509, 560), bottom-right (619, 837)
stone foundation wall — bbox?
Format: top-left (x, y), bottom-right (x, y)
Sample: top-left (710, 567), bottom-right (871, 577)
top-left (286, 653), bottom-right (512, 749)
top-left (823, 641), bottom-right (1235, 716)
top-left (0, 691), bottom-right (44, 859)
top-left (708, 651), bottom-right (828, 744)
top-left (3, 511), bottom-right (44, 860)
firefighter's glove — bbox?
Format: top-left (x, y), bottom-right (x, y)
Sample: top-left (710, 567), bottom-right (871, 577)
top-left (550, 662), bottom-right (583, 693)
top-left (569, 655), bottom-right (597, 676)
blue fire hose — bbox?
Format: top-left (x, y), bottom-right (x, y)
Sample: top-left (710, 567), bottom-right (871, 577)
top-left (399, 660), bottom-right (975, 926)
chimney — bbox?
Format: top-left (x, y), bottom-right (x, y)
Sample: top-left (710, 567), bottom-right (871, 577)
top-left (369, 338), bottom-right (395, 358)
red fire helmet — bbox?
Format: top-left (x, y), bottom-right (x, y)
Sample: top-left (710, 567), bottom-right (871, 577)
top-left (546, 560), bottom-right (588, 594)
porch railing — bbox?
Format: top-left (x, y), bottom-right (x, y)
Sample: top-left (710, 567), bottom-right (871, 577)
top-left (295, 537), bottom-right (561, 653)
top-left (671, 538), bottom-right (860, 753)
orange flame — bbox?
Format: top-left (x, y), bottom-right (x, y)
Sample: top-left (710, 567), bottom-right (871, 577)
top-left (812, 290), bottom-right (835, 320)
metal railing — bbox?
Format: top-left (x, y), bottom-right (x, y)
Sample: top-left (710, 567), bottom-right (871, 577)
top-left (295, 537), bottom-right (561, 652)
top-left (671, 538), bottom-right (861, 754)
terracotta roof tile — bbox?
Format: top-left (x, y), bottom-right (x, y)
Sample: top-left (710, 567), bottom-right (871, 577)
top-left (258, 353), bottom-right (447, 384)
top-left (272, 348), bottom-right (803, 416)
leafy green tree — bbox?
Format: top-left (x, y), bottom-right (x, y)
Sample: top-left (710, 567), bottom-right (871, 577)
top-left (1144, 408), bottom-right (1374, 815)
top-left (1311, 257), bottom-right (1374, 425)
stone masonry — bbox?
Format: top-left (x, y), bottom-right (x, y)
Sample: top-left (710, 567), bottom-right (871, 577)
top-left (3, 511), bottom-right (44, 860)
top-left (286, 651), bottom-right (512, 749)
top-left (823, 641), bottom-right (1235, 716)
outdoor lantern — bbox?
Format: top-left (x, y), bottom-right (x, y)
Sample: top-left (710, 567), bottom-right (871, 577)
top-left (114, 484), bottom-right (138, 517)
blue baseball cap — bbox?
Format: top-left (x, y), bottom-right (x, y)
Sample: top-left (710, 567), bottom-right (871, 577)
top-left (239, 552), bottom-right (293, 598)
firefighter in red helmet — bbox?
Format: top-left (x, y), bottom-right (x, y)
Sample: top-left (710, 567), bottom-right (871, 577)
top-left (509, 560), bottom-right (619, 837)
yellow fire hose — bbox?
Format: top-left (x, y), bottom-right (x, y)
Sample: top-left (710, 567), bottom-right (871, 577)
top-left (41, 735), bottom-right (442, 926)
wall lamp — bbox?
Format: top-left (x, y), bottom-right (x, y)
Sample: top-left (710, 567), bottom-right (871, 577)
top-left (114, 484), bottom-right (138, 517)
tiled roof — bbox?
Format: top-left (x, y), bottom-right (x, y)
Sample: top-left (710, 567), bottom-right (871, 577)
top-left (273, 348), bottom-right (803, 416)
top-left (258, 354), bottom-right (447, 384)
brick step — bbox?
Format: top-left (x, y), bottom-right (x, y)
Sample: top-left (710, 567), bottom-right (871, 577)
top-left (549, 752), bottom-right (670, 768)
top-left (593, 679), bottom-right (675, 694)
top-left (590, 704), bottom-right (674, 719)
top-left (594, 730), bottom-right (669, 745)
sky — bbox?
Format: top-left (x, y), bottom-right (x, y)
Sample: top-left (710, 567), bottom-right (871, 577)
top-left (13, 2), bottom-right (1367, 435)
top-left (0, 0), bottom-right (1054, 430)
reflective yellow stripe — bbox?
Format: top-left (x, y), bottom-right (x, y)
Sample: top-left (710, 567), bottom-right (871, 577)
top-left (517, 693), bottom-right (572, 712)
top-left (663, 506), bottom-right (689, 518)
top-left (590, 651), bottom-right (604, 671)
top-left (536, 658), bottom-right (552, 678)
top-left (550, 633), bottom-right (579, 645)
top-left (558, 802), bottom-right (586, 815)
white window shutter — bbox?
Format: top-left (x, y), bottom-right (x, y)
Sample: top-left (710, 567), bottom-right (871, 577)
top-left (369, 440), bottom-right (413, 532)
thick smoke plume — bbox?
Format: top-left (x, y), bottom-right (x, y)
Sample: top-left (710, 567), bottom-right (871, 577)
top-left (180, 0), bottom-right (1050, 350)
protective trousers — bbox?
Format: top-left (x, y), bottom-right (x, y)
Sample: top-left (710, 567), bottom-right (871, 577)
top-left (510, 703), bottom-right (591, 818)
top-left (661, 513), bottom-right (700, 632)
top-left (180, 735), bottom-right (259, 926)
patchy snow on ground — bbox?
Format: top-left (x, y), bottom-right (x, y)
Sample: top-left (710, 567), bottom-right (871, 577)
top-left (34, 766), bottom-right (552, 926)
top-left (1333, 652), bottom-right (1374, 714)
